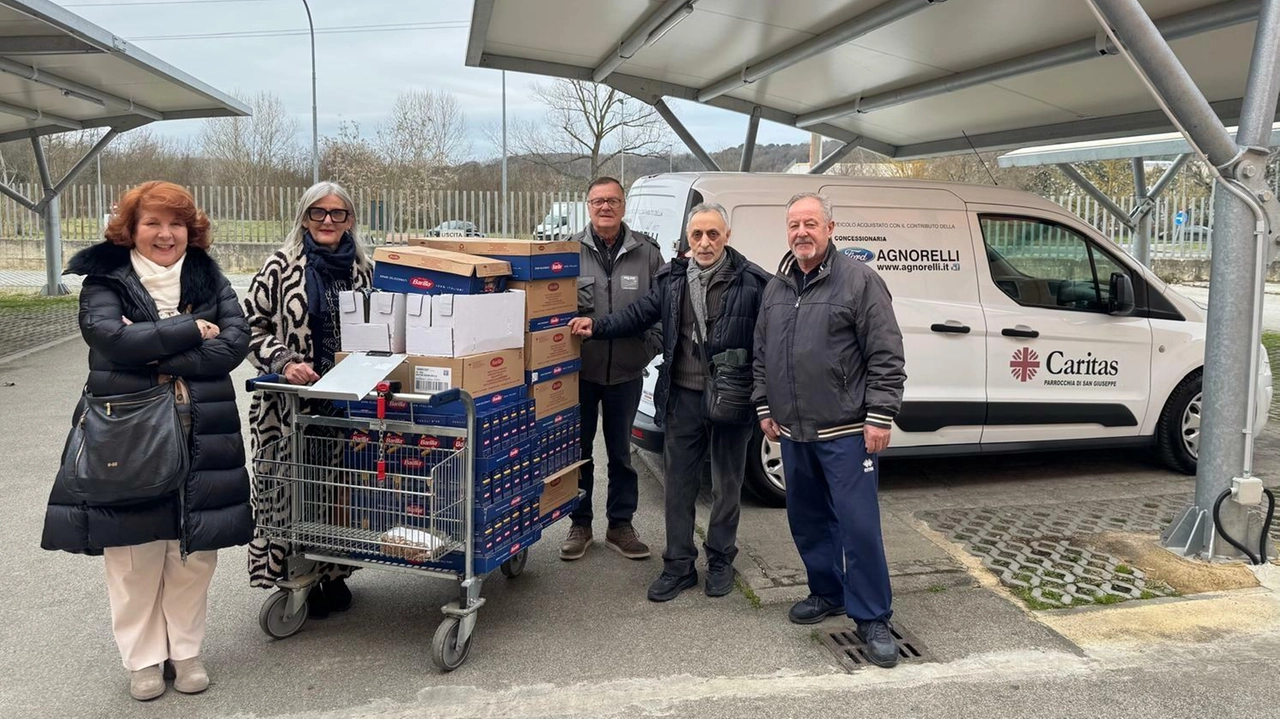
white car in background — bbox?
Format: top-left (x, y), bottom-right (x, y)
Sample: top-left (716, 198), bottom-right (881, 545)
top-left (622, 172), bottom-right (1272, 506)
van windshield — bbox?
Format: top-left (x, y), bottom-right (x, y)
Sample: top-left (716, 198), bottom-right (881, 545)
top-left (624, 180), bottom-right (692, 259)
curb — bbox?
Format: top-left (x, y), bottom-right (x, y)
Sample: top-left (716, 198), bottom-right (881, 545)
top-left (0, 331), bottom-right (80, 366)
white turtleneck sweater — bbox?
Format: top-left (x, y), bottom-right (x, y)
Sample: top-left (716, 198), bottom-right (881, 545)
top-left (130, 249), bottom-right (185, 318)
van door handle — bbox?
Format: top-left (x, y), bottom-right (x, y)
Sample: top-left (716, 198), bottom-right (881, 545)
top-left (1002, 327), bottom-right (1040, 338)
top-left (930, 323), bottom-right (970, 334)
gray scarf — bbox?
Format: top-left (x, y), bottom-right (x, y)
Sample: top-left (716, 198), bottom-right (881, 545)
top-left (686, 250), bottom-right (729, 341)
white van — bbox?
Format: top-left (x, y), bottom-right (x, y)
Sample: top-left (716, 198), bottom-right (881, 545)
top-left (622, 172), bottom-right (1273, 506)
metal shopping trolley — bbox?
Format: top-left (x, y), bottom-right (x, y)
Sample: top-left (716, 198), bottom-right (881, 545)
top-left (246, 361), bottom-right (563, 672)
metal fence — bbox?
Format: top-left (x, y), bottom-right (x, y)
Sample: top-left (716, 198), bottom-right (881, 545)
top-left (0, 182), bottom-right (1220, 258)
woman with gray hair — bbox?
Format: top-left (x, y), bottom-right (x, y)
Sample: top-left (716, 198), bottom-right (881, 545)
top-left (243, 181), bottom-right (371, 616)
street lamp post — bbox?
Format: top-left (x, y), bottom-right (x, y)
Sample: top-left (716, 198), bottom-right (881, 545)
top-left (502, 70), bottom-right (508, 237)
top-left (302, 0), bottom-right (318, 183)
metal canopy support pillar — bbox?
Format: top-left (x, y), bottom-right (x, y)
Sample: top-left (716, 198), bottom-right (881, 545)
top-left (652, 99), bottom-right (720, 171)
top-left (808, 141), bottom-right (858, 175)
top-left (1055, 163), bottom-right (1136, 229)
top-left (31, 134), bottom-right (66, 296)
top-left (1089, 0), bottom-right (1280, 561)
top-left (740, 106), bottom-right (761, 172)
top-left (1131, 158), bottom-right (1152, 265)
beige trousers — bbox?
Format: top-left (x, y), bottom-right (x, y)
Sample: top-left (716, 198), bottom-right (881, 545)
top-left (102, 541), bottom-right (218, 671)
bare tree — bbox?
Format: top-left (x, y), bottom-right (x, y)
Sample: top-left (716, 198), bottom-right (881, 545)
top-left (321, 120), bottom-right (385, 189)
top-left (516, 80), bottom-right (667, 181)
top-left (376, 89), bottom-right (469, 191)
top-left (199, 91), bottom-right (304, 189)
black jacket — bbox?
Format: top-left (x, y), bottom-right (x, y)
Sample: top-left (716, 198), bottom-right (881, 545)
top-left (594, 246), bottom-right (771, 426)
top-left (42, 242), bottom-right (253, 555)
top-left (574, 222), bottom-right (665, 385)
top-left (752, 248), bottom-right (906, 442)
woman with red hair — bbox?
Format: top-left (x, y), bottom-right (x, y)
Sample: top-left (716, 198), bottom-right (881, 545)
top-left (41, 181), bottom-right (252, 701)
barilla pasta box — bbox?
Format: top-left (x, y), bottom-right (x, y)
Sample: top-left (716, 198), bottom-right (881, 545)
top-left (535, 404), bottom-right (581, 435)
top-left (508, 279), bottom-right (576, 331)
top-left (413, 384), bottom-right (528, 418)
top-left (411, 238), bottom-right (579, 281)
top-left (373, 246), bottom-right (510, 295)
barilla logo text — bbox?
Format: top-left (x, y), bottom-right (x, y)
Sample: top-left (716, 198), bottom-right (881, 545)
top-left (553, 333), bottom-right (565, 342)
top-left (549, 316), bottom-right (562, 325)
top-left (384, 433), bottom-right (405, 446)
top-left (548, 282), bottom-right (560, 291)
top-left (410, 277), bottom-right (435, 290)
top-left (402, 457), bottom-right (425, 469)
top-left (386, 253), bottom-right (402, 260)
top-left (454, 437), bottom-right (466, 450)
top-left (490, 394), bottom-right (504, 404)
top-left (509, 447), bottom-right (520, 459)
top-left (552, 366), bottom-right (564, 375)
top-left (419, 436), bottom-right (441, 449)
top-left (552, 381), bottom-right (563, 390)
top-left (551, 261), bottom-right (564, 273)
top-left (491, 357), bottom-right (504, 368)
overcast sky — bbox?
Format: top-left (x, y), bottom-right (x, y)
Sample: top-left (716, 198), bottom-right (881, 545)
top-left (54, 0), bottom-right (812, 159)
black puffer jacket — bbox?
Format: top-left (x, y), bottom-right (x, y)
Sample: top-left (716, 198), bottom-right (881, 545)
top-left (42, 242), bottom-right (253, 555)
top-left (594, 246), bottom-right (771, 426)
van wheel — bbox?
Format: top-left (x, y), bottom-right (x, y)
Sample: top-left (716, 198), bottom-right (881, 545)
top-left (1156, 370), bottom-right (1201, 475)
top-left (745, 427), bottom-right (787, 507)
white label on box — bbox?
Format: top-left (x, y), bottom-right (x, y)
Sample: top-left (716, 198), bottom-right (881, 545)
top-left (414, 366), bottom-right (453, 393)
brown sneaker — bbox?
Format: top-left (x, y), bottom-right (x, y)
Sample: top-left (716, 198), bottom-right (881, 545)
top-left (605, 523), bottom-right (651, 559)
top-left (560, 524), bottom-right (593, 561)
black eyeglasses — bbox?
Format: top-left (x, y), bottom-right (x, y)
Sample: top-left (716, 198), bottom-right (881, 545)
top-left (307, 207), bottom-right (351, 223)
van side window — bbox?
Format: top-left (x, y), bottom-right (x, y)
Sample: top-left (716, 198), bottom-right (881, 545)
top-left (979, 215), bottom-right (1131, 313)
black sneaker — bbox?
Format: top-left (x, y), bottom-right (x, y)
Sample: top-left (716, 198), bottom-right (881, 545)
top-left (307, 583), bottom-right (330, 620)
top-left (647, 570), bottom-right (698, 602)
top-left (705, 559), bottom-right (735, 598)
top-left (324, 578), bottom-right (353, 612)
top-left (856, 620), bottom-right (900, 668)
top-left (787, 594), bottom-right (843, 624)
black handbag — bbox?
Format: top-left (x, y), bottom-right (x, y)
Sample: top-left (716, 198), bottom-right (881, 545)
top-left (60, 382), bottom-right (189, 506)
top-left (692, 318), bottom-right (756, 425)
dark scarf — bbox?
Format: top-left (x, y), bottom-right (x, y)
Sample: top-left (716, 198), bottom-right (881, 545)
top-left (302, 230), bottom-right (357, 321)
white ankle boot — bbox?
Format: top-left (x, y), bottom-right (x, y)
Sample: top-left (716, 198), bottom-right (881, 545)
top-left (129, 665), bottom-right (165, 701)
top-left (169, 656), bottom-right (209, 694)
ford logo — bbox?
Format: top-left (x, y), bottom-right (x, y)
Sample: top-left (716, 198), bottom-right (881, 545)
top-left (844, 248), bottom-right (875, 263)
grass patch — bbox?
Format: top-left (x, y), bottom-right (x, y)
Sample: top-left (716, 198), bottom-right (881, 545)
top-left (1010, 586), bottom-right (1061, 611)
top-left (1094, 592), bottom-right (1126, 605)
top-left (1114, 564), bottom-right (1134, 575)
top-left (734, 574), bottom-right (762, 610)
top-left (0, 292), bottom-right (78, 311)
top-left (927, 584), bottom-right (948, 593)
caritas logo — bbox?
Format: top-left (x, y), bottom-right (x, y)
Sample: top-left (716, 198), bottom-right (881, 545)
top-left (410, 277), bottom-right (435, 290)
top-left (1010, 348), bottom-right (1041, 382)
top-left (551, 261), bottom-right (565, 273)
top-left (491, 357), bottom-right (504, 368)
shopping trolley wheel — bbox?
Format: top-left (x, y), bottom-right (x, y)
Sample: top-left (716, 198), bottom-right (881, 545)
top-left (259, 589), bottom-right (308, 639)
top-left (431, 616), bottom-right (474, 672)
top-left (499, 549), bottom-right (528, 578)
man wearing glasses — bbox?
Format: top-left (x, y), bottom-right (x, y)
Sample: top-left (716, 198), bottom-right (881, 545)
top-left (561, 176), bottom-right (664, 562)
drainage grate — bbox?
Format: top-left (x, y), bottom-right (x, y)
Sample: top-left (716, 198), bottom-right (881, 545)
top-left (819, 624), bottom-right (932, 672)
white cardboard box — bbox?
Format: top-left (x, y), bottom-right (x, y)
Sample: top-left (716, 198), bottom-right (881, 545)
top-left (342, 323), bottom-right (393, 353)
top-left (338, 290), bottom-right (366, 329)
top-left (368, 291), bottom-right (407, 353)
top-left (427, 290), bottom-right (525, 357)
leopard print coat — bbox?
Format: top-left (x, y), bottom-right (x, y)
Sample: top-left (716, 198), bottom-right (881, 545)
top-left (243, 245), bottom-right (371, 588)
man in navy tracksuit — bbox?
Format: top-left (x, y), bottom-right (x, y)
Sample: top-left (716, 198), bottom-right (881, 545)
top-left (751, 192), bottom-right (907, 668)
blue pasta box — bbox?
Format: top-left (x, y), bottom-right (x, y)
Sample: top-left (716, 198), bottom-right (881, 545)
top-left (410, 238), bottom-right (580, 281)
top-left (349, 477), bottom-right (399, 533)
top-left (373, 246), bottom-right (510, 295)
top-left (528, 312), bottom-right (576, 333)
top-left (536, 404), bottom-right (580, 435)
top-left (343, 397), bottom-right (413, 421)
top-left (527, 358), bottom-right (582, 386)
top-left (412, 384), bottom-right (528, 418)
top-left (343, 428), bottom-right (377, 470)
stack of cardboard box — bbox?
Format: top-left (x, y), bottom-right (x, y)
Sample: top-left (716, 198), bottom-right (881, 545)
top-left (411, 238), bottom-right (586, 530)
top-left (329, 240), bottom-right (586, 568)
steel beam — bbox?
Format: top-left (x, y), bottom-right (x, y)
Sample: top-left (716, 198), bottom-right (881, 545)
top-left (0, 35), bottom-right (100, 54)
top-left (1089, 0), bottom-right (1280, 561)
top-left (809, 141), bottom-right (859, 174)
top-left (0, 181), bottom-right (35, 211)
top-left (697, 0), bottom-right (941, 103)
top-left (740, 106), bottom-right (761, 172)
top-left (592, 0), bottom-right (693, 83)
top-left (465, 0), bottom-right (496, 67)
top-left (1149, 153), bottom-right (1191, 199)
top-left (45, 128), bottom-right (119, 205)
top-left (477, 53), bottom-right (901, 157)
top-left (797, 0), bottom-right (1260, 128)
top-left (0, 98), bottom-right (81, 130)
top-left (31, 135), bottom-right (65, 296)
top-left (1055, 163), bottom-right (1135, 229)
top-left (652, 99), bottom-right (720, 171)
top-left (0, 56), bottom-right (162, 120)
